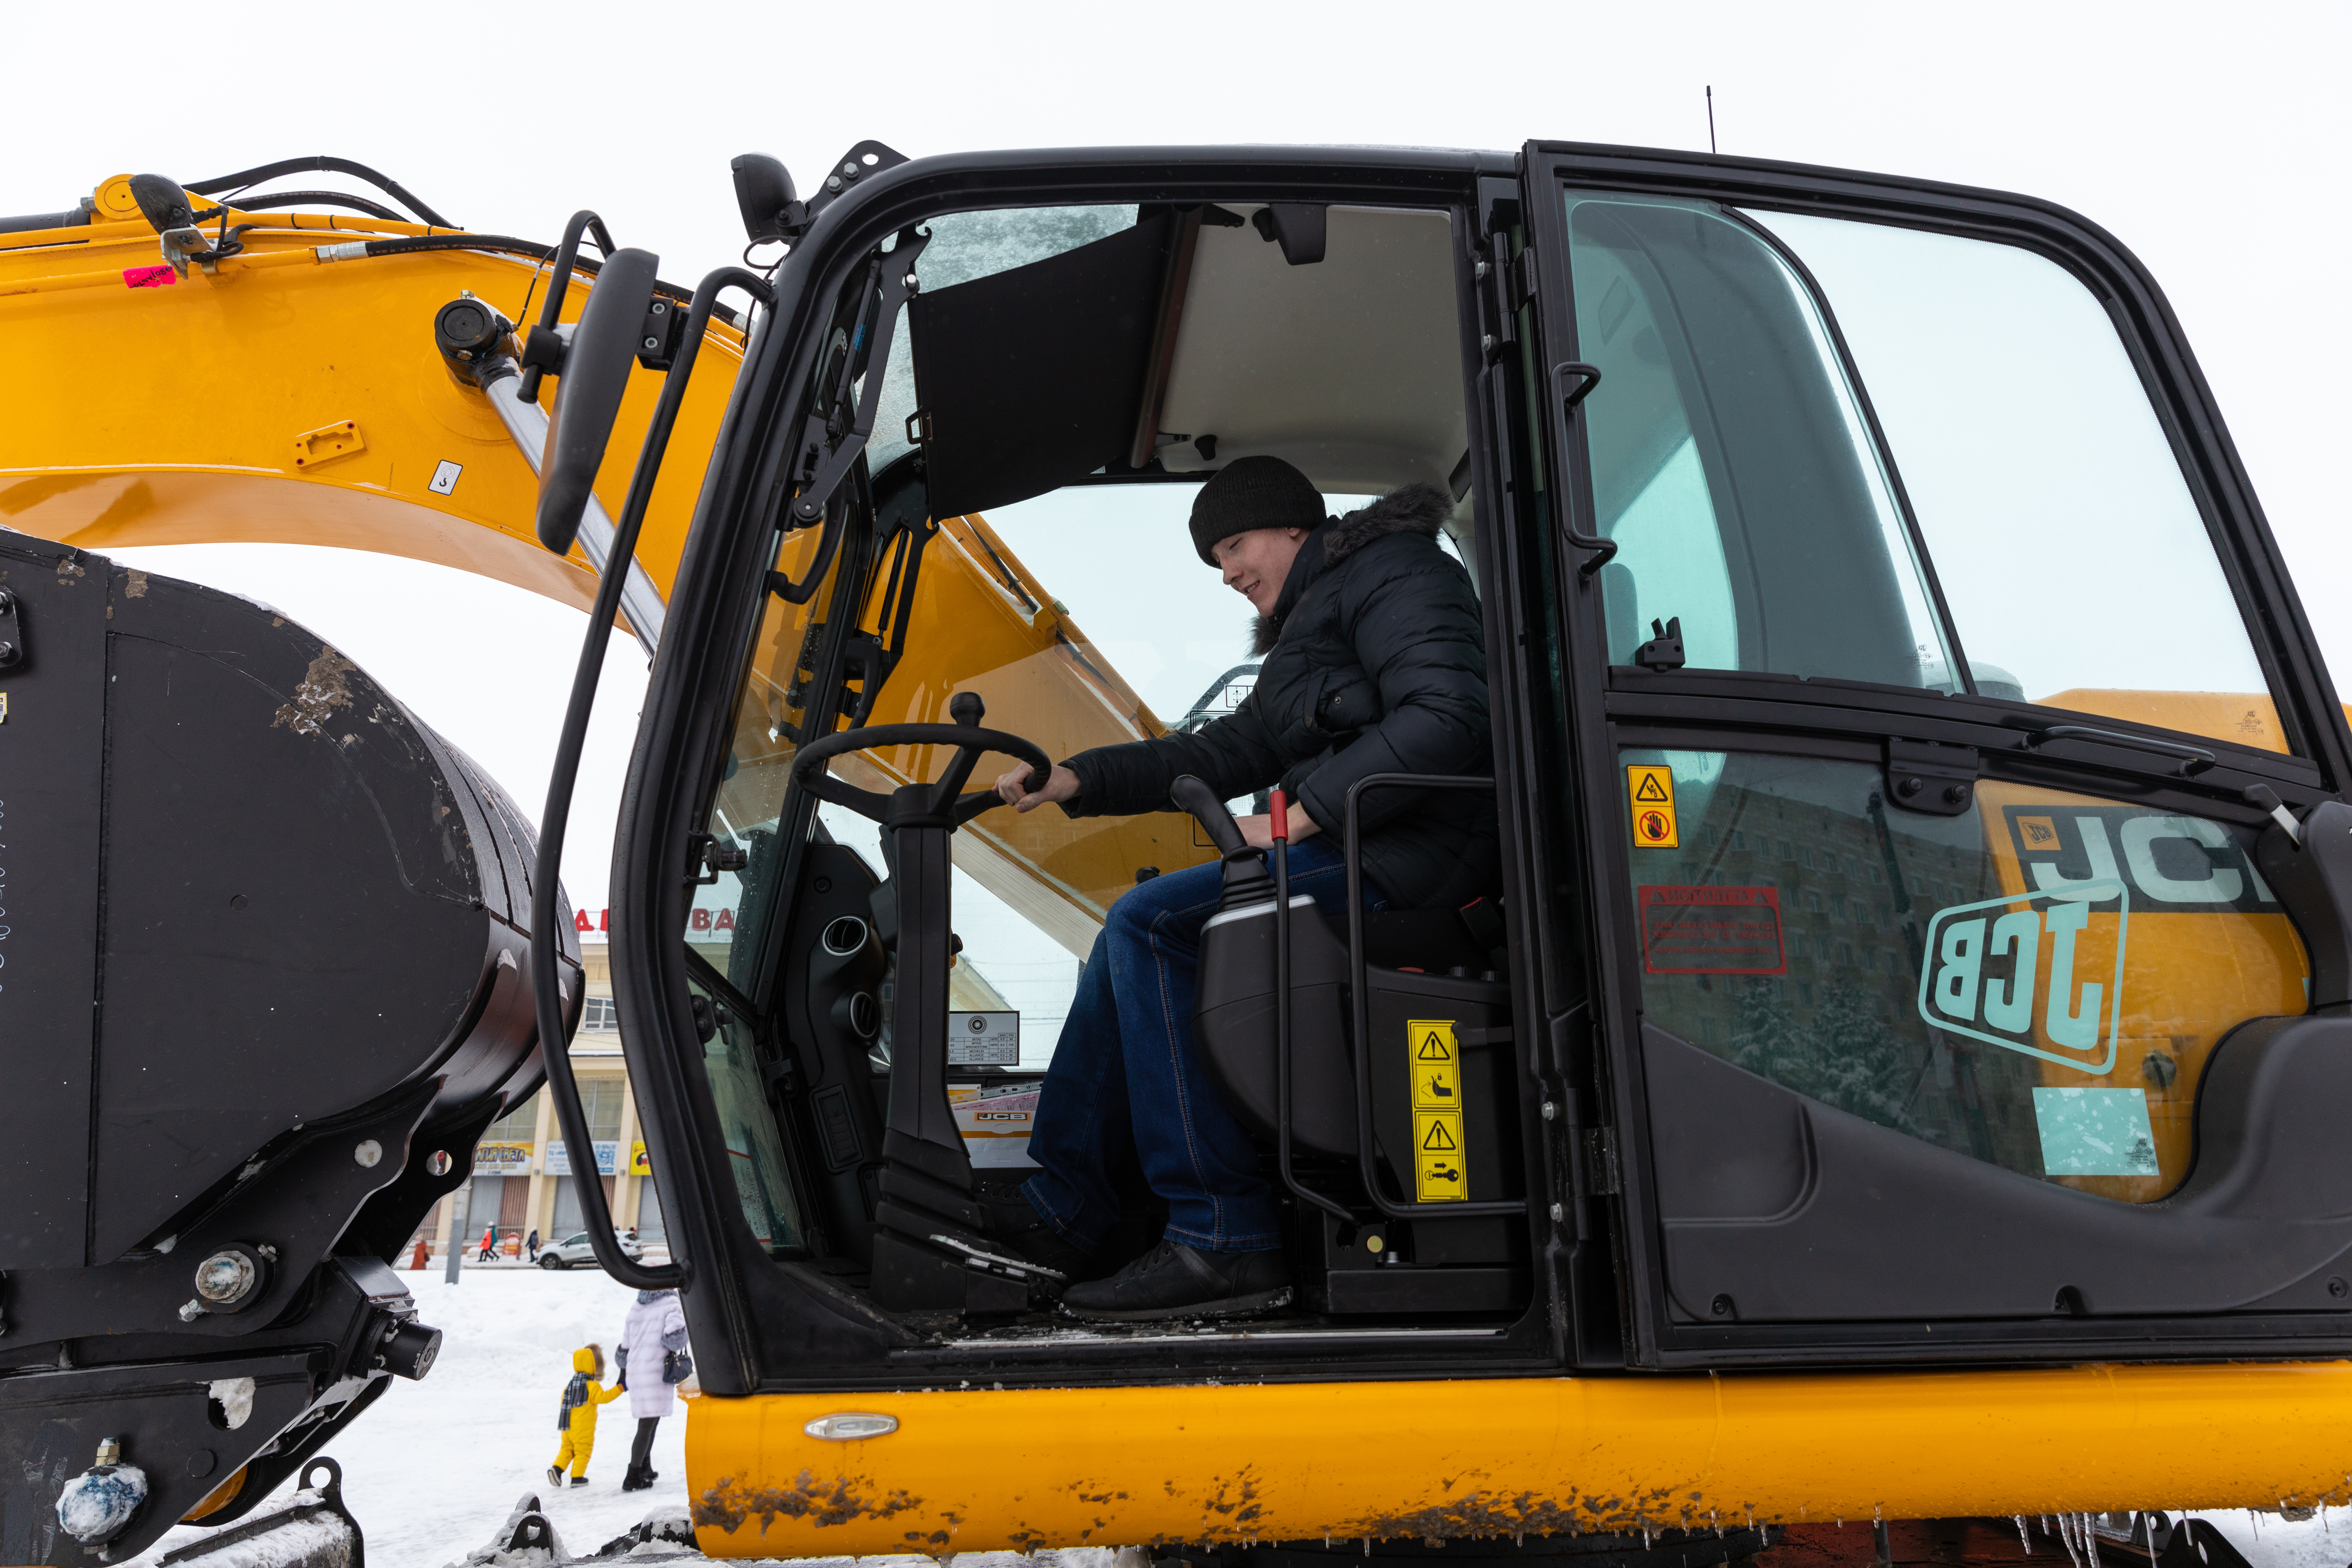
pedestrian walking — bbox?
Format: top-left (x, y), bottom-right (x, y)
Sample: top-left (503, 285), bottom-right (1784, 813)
top-left (615, 1288), bottom-right (690, 1492)
top-left (477, 1223), bottom-right (495, 1262)
top-left (546, 1344), bottom-right (623, 1488)
top-left (526, 1227), bottom-right (540, 1263)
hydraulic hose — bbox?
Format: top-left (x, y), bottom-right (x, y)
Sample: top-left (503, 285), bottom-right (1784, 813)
top-left (318, 231), bottom-right (724, 322)
top-left (194, 189), bottom-right (408, 224)
top-left (527, 264), bottom-right (774, 1292)
top-left (185, 155), bottom-right (453, 228)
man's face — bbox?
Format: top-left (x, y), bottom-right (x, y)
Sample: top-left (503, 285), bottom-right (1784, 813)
top-left (1212, 526), bottom-right (1308, 616)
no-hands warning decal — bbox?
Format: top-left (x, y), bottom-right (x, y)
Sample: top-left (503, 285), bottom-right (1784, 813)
top-left (1627, 764), bottom-right (1679, 849)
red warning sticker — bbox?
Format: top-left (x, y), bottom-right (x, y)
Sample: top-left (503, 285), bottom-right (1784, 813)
top-left (1639, 885), bottom-right (1787, 975)
top-left (123, 265), bottom-right (176, 289)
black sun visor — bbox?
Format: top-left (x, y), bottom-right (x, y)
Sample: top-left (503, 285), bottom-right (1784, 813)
top-left (910, 211), bottom-right (1175, 517)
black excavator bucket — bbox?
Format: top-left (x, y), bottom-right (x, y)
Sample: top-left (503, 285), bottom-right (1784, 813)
top-left (0, 533), bottom-right (566, 1565)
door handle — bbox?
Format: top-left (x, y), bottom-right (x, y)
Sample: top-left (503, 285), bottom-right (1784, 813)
top-left (2019, 723), bottom-right (2216, 776)
top-left (1557, 360), bottom-right (1603, 410)
top-left (1550, 361), bottom-right (1616, 575)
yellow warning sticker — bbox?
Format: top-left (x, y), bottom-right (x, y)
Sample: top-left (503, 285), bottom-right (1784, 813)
top-left (1408, 1019), bottom-right (1460, 1111)
top-left (1414, 1112), bottom-right (1467, 1202)
top-left (1627, 764), bottom-right (1678, 850)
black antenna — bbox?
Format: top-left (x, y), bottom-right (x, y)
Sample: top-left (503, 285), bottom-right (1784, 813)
top-left (1707, 85), bottom-right (1718, 154)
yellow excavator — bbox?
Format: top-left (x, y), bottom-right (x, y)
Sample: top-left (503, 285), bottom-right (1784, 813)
top-left (5, 141), bottom-right (2351, 1568)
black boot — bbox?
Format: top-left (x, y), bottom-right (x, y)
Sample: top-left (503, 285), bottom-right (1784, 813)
top-left (977, 1191), bottom-right (1093, 1282)
top-left (1058, 1239), bottom-right (1290, 1322)
top-left (620, 1464), bottom-right (652, 1493)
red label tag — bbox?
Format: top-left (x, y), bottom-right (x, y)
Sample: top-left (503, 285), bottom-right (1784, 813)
top-left (1639, 885), bottom-right (1787, 975)
top-left (123, 265), bottom-right (176, 289)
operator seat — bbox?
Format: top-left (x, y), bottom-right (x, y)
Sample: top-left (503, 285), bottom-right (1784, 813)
top-left (1174, 779), bottom-right (1528, 1314)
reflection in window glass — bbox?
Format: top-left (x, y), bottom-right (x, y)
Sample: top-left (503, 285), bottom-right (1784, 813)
top-left (1564, 192), bottom-right (1954, 689)
top-left (697, 525), bottom-right (842, 989)
top-left (1623, 749), bottom-right (2306, 1202)
top-left (1746, 211), bottom-right (2282, 751)
top-left (689, 972), bottom-right (803, 1253)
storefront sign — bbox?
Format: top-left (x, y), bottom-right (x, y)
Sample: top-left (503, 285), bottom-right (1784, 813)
top-left (543, 1139), bottom-right (620, 1176)
top-left (473, 1140), bottom-right (532, 1175)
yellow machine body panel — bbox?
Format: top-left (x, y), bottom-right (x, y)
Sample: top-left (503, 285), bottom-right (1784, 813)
top-left (684, 1364), bottom-right (2352, 1556)
top-left (0, 190), bottom-right (741, 626)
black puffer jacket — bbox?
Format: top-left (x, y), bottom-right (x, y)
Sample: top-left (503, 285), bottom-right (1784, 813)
top-left (1061, 484), bottom-right (1498, 909)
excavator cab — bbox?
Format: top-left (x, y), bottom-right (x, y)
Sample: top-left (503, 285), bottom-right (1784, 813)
top-left (581, 143), bottom-right (2352, 1552)
top-left (8, 138), bottom-right (2352, 1566)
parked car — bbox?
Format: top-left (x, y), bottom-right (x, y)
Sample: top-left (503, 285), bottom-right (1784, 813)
top-left (537, 1230), bottom-right (645, 1269)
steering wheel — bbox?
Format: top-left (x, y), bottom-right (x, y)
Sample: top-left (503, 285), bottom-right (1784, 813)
top-left (790, 692), bottom-right (1051, 829)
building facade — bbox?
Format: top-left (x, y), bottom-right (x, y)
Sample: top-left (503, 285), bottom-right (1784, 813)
top-left (420, 929), bottom-right (665, 1257)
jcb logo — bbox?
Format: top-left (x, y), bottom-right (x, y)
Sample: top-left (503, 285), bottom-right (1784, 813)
top-left (2003, 806), bottom-right (2272, 914)
top-left (1916, 880), bottom-right (2130, 1074)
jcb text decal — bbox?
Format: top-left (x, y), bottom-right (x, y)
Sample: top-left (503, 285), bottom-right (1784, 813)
top-left (2004, 806), bottom-right (2273, 915)
top-left (1916, 879), bottom-right (2130, 1074)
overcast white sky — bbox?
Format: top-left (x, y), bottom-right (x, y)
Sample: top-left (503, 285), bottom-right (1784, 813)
top-left (8, 0), bottom-right (2345, 913)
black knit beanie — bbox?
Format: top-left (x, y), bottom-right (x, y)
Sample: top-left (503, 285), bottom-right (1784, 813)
top-left (1188, 455), bottom-right (1328, 566)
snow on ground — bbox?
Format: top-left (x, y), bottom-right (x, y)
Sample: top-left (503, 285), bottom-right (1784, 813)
top-left (114, 1265), bottom-right (2347, 1568)
top-left (2172, 1511), bottom-right (2352, 1568)
top-left (133, 1268), bottom-right (693, 1568)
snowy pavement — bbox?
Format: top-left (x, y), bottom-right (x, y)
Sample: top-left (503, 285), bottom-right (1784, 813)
top-left (114, 1266), bottom-right (2346, 1568)
top-left (132, 1269), bottom-right (695, 1568)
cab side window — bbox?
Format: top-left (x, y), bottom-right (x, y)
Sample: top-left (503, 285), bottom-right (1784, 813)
top-left (1563, 188), bottom-right (2290, 755)
top-left (1748, 212), bottom-right (2280, 750)
top-left (1565, 194), bottom-right (1953, 687)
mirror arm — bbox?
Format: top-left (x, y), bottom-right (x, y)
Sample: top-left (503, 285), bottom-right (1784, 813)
top-left (524, 264), bottom-right (773, 1294)
top-left (518, 209), bottom-right (617, 404)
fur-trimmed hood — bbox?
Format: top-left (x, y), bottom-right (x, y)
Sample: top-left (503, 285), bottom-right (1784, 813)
top-left (1251, 483), bottom-right (1454, 654)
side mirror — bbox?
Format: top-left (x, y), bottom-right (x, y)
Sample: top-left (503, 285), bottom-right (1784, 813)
top-left (535, 247), bottom-right (659, 556)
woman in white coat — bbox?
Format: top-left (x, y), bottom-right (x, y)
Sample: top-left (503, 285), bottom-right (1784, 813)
top-left (616, 1287), bottom-right (689, 1492)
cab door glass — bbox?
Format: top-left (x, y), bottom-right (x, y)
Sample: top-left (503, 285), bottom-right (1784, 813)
top-left (697, 520), bottom-right (847, 988)
top-left (1562, 193), bottom-right (1955, 688)
top-left (688, 972), bottom-right (806, 1253)
top-left (1621, 748), bottom-right (2307, 1202)
top-left (1743, 211), bottom-right (2281, 752)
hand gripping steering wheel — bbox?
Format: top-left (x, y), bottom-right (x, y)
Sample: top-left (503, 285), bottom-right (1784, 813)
top-left (788, 692), bottom-right (1050, 830)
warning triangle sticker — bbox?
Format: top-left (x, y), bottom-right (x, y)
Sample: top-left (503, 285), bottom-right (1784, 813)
top-left (1420, 1120), bottom-right (1459, 1152)
top-left (1633, 773), bottom-right (1670, 802)
top-left (1416, 1031), bottom-right (1451, 1060)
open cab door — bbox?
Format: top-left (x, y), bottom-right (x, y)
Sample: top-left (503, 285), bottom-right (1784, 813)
top-left (1512, 141), bottom-right (2352, 1367)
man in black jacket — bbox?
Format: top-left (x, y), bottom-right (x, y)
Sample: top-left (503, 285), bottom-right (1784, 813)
top-left (987, 456), bottom-right (1498, 1320)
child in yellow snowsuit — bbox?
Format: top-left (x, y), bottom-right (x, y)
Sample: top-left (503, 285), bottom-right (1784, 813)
top-left (548, 1345), bottom-right (624, 1486)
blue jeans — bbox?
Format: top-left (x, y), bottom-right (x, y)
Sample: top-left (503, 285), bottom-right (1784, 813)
top-left (1021, 837), bottom-right (1383, 1254)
